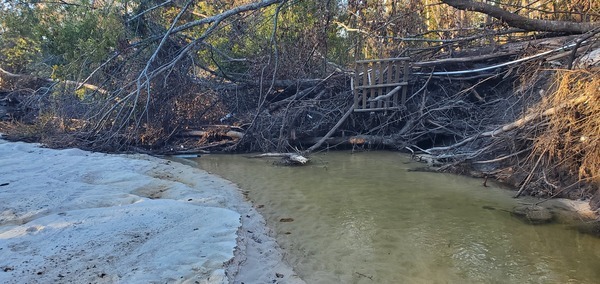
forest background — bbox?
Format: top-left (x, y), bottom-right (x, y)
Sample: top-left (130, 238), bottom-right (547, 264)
top-left (0, 0), bottom-right (599, 208)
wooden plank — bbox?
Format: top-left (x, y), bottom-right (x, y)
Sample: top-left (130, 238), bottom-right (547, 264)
top-left (356, 57), bottom-right (410, 64)
top-left (369, 62), bottom-right (377, 109)
top-left (361, 62), bottom-right (368, 109)
top-left (385, 61), bottom-right (393, 109)
top-left (368, 85), bottom-right (402, 103)
top-left (353, 57), bottom-right (412, 112)
top-left (353, 63), bottom-right (361, 109)
top-left (376, 61), bottom-right (383, 108)
top-left (392, 62), bottom-right (399, 107)
top-left (402, 61), bottom-right (410, 106)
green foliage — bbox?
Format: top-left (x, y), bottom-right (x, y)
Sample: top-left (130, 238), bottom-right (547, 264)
top-left (41, 5), bottom-right (124, 79)
top-left (0, 6), bottom-right (42, 73)
top-left (196, 1), bottom-right (353, 79)
top-left (0, 36), bottom-right (41, 73)
top-left (0, 1), bottom-right (124, 79)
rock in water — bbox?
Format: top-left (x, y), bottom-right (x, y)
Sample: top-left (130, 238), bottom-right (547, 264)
top-left (590, 189), bottom-right (600, 211)
top-left (511, 205), bottom-right (554, 224)
top-left (574, 220), bottom-right (600, 238)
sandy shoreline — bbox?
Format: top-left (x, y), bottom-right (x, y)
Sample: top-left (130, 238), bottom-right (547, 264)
top-left (0, 139), bottom-right (304, 283)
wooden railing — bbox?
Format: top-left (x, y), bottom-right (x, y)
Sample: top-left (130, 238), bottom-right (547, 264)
top-left (353, 57), bottom-right (410, 112)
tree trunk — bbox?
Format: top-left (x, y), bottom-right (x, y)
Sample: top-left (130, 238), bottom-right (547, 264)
top-left (441, 0), bottom-right (600, 34)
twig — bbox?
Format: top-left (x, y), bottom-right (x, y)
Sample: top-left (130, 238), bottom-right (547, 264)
top-left (542, 170), bottom-right (558, 190)
top-left (127, 0), bottom-right (173, 23)
top-left (567, 27), bottom-right (600, 69)
top-left (514, 151), bottom-right (544, 198)
top-left (472, 148), bottom-right (530, 164)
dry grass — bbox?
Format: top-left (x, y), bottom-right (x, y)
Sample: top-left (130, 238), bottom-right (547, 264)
top-left (532, 68), bottom-right (599, 185)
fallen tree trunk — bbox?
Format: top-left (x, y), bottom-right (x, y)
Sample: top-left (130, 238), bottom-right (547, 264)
top-left (441, 0), bottom-right (600, 34)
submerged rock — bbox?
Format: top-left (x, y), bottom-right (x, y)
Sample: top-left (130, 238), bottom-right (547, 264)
top-left (511, 205), bottom-right (554, 224)
top-left (590, 189), bottom-right (600, 211)
top-left (573, 220), bottom-right (600, 238)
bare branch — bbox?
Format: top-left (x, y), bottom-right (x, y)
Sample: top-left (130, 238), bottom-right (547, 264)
top-left (171, 0), bottom-right (284, 35)
top-left (127, 0), bottom-right (173, 23)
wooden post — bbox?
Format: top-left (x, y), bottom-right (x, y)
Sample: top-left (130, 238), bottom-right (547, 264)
top-left (376, 61), bottom-right (383, 109)
top-left (385, 61), bottom-right (393, 109)
top-left (369, 62), bottom-right (377, 109)
top-left (354, 63), bottom-right (361, 110)
top-left (402, 60), bottom-right (410, 106)
top-left (362, 62), bottom-right (369, 110)
top-left (392, 61), bottom-right (399, 107)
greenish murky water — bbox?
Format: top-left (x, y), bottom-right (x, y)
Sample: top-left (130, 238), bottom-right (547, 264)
top-left (193, 151), bottom-right (600, 284)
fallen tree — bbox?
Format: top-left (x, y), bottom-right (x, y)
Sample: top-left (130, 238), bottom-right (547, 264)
top-left (441, 0), bottom-right (600, 34)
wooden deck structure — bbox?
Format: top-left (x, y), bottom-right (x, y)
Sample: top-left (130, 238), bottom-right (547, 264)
top-left (353, 57), bottom-right (410, 112)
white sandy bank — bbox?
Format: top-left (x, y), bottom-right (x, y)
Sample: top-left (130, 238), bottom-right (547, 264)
top-left (0, 139), bottom-right (304, 284)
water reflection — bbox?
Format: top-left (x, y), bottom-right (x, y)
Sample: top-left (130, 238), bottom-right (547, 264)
top-left (195, 151), bottom-right (600, 283)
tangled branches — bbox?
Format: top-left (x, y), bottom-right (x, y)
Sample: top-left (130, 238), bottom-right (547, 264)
top-left (527, 70), bottom-right (599, 196)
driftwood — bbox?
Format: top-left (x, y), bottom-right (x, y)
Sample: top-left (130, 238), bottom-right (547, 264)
top-left (413, 154), bottom-right (444, 167)
top-left (181, 130), bottom-right (244, 139)
top-left (250, 153), bottom-right (309, 165)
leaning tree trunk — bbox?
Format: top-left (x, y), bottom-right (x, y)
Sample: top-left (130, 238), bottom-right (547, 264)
top-left (441, 0), bottom-right (600, 34)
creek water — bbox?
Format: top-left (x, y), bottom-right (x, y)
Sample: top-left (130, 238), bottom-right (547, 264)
top-left (193, 151), bottom-right (600, 284)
